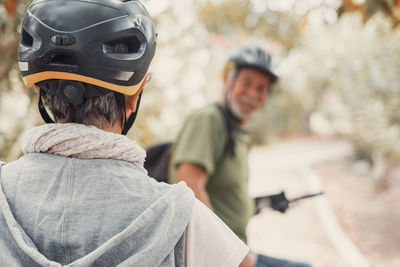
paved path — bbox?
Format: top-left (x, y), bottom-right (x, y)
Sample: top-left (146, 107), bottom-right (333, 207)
top-left (246, 137), bottom-right (368, 267)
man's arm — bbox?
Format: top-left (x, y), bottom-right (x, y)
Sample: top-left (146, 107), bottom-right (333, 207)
top-left (177, 163), bottom-right (213, 210)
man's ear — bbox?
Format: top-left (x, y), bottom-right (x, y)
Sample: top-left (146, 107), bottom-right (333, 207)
top-left (125, 79), bottom-right (146, 115)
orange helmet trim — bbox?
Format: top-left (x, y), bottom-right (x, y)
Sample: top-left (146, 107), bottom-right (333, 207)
top-left (222, 61), bottom-right (236, 80)
top-left (23, 71), bottom-right (146, 96)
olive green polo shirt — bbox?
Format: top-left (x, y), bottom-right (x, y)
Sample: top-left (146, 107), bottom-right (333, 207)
top-left (168, 104), bottom-right (255, 242)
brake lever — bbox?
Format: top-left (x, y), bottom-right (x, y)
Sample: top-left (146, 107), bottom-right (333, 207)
top-left (255, 191), bottom-right (324, 214)
top-left (289, 192), bottom-right (324, 203)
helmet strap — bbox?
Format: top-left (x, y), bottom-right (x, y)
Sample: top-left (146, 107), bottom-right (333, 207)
top-left (114, 92), bottom-right (128, 134)
top-left (224, 69), bottom-right (243, 124)
top-left (224, 91), bottom-right (243, 124)
top-left (38, 88), bottom-right (55, 123)
top-left (121, 90), bottom-right (143, 135)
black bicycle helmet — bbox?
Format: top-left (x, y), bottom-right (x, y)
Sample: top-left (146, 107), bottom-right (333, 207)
top-left (224, 45), bottom-right (278, 83)
top-left (18, 0), bottom-right (156, 134)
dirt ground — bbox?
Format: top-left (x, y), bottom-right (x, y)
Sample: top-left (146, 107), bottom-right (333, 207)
top-left (247, 137), bottom-right (353, 266)
top-left (246, 137), bottom-right (399, 267)
top-left (313, 160), bottom-right (400, 267)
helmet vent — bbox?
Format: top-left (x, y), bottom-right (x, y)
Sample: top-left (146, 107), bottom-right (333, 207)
top-left (104, 36), bottom-right (142, 54)
top-left (21, 29), bottom-right (34, 47)
top-left (49, 53), bottom-right (78, 66)
top-left (113, 43), bottom-right (129, 54)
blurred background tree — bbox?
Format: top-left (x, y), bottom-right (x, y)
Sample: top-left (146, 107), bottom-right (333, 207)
top-left (0, 0), bottom-right (38, 162)
top-left (1, 0), bottom-right (399, 183)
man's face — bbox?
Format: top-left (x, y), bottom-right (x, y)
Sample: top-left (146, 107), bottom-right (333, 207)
top-left (227, 68), bottom-right (271, 121)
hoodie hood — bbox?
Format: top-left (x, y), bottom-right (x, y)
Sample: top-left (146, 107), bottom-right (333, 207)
top-left (0, 157), bottom-right (194, 266)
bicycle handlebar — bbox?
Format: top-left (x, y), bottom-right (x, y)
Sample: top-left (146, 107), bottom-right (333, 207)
top-left (255, 191), bottom-right (324, 214)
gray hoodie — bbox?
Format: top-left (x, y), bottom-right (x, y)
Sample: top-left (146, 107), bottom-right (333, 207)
top-left (0, 153), bottom-right (194, 266)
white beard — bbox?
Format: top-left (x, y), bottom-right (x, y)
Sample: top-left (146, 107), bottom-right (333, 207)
top-left (230, 100), bottom-right (247, 121)
top-left (229, 95), bottom-right (258, 121)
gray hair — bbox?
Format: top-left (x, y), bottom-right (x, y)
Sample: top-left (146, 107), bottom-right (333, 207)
top-left (42, 92), bottom-right (124, 127)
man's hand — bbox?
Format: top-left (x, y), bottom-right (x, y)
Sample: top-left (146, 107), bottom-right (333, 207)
top-left (255, 192), bottom-right (289, 214)
top-left (177, 163), bottom-right (213, 210)
top-left (255, 191), bottom-right (324, 214)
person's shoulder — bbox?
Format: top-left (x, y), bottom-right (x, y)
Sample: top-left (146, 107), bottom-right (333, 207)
top-left (191, 103), bottom-right (221, 117)
top-left (186, 104), bottom-right (224, 125)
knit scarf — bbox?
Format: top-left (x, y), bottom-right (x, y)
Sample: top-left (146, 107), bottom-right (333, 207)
top-left (21, 123), bottom-right (147, 173)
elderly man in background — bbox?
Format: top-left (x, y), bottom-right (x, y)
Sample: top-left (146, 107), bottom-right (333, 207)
top-left (169, 45), bottom-right (311, 267)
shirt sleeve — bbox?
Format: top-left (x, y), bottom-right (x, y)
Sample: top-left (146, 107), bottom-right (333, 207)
top-left (185, 199), bottom-right (249, 267)
top-left (172, 109), bottom-right (227, 176)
